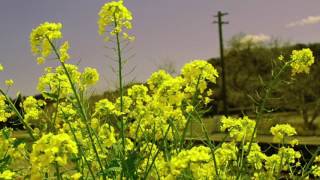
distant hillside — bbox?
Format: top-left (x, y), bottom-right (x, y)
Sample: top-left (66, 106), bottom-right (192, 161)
top-left (206, 41), bottom-right (320, 129)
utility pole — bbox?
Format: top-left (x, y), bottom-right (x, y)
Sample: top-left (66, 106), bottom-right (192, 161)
top-left (213, 11), bottom-right (228, 114)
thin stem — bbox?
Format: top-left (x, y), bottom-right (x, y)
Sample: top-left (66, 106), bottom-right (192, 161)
top-left (276, 138), bottom-right (285, 179)
top-left (64, 115), bottom-right (96, 180)
top-left (51, 81), bottom-right (61, 133)
top-left (114, 18), bottom-right (126, 154)
top-left (45, 36), bottom-right (105, 177)
top-left (143, 121), bottom-right (172, 180)
top-left (113, 12), bottom-right (127, 179)
top-left (179, 74), bottom-right (202, 151)
top-left (55, 161), bottom-right (61, 180)
top-left (246, 62), bottom-right (289, 154)
top-left (236, 62), bottom-right (290, 179)
top-left (194, 111), bottom-right (219, 178)
top-left (0, 89), bottom-right (35, 140)
top-left (301, 146), bottom-right (320, 178)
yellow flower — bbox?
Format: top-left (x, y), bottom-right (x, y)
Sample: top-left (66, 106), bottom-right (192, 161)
top-left (80, 67), bottom-right (99, 86)
top-left (270, 124), bottom-right (297, 142)
top-left (30, 133), bottom-right (78, 178)
top-left (59, 41), bottom-right (70, 62)
top-left (71, 173), bottom-right (82, 180)
top-left (30, 22), bottom-right (63, 64)
top-left (166, 146), bottom-right (212, 178)
top-left (220, 116), bottom-right (256, 141)
top-left (278, 54), bottom-right (284, 61)
top-left (186, 105), bottom-right (194, 113)
top-left (22, 96), bottom-right (46, 125)
top-left (37, 64), bottom-right (81, 99)
top-left (290, 48), bottom-right (315, 75)
top-left (98, 0), bottom-right (134, 40)
top-left (0, 96), bottom-right (13, 122)
top-left (0, 64), bottom-right (3, 71)
top-left (181, 60), bottom-right (219, 96)
top-left (290, 139), bottom-right (299, 146)
top-left (0, 170), bottom-right (15, 180)
top-left (5, 79), bottom-right (14, 87)
top-left (36, 57), bottom-right (45, 65)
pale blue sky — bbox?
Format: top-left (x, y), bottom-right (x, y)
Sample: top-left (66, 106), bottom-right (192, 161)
top-left (0, 0), bottom-right (320, 96)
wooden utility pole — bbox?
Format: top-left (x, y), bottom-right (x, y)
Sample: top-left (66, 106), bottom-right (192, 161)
top-left (214, 11), bottom-right (228, 114)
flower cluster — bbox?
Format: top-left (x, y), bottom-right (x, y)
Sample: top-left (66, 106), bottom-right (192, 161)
top-left (290, 48), bottom-right (315, 75)
top-left (22, 96), bottom-right (46, 125)
top-left (244, 143), bottom-right (267, 170)
top-left (4, 79), bottom-right (14, 87)
top-left (220, 116), bottom-right (256, 141)
top-left (93, 60), bottom-right (218, 141)
top-left (0, 170), bottom-right (15, 180)
top-left (312, 156), bottom-right (320, 177)
top-left (182, 60), bottom-right (219, 92)
top-left (59, 41), bottom-right (70, 62)
top-left (0, 1), bottom-right (318, 179)
top-left (98, 0), bottom-right (134, 41)
top-left (166, 146), bottom-right (213, 179)
top-left (0, 95), bottom-right (12, 122)
top-left (81, 67), bottom-right (100, 86)
top-left (29, 22), bottom-right (63, 64)
top-left (37, 64), bottom-right (99, 99)
top-left (270, 124), bottom-right (297, 142)
top-left (0, 128), bottom-right (28, 179)
top-left (30, 133), bottom-right (78, 179)
top-left (264, 147), bottom-right (301, 175)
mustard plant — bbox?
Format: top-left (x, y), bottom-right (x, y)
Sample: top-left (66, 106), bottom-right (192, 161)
top-left (0, 0), bottom-right (320, 179)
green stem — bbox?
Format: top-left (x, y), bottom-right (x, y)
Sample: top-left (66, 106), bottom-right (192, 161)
top-left (276, 137), bottom-right (285, 179)
top-left (45, 36), bottom-right (105, 177)
top-left (246, 62), bottom-right (289, 155)
top-left (236, 136), bottom-right (246, 178)
top-left (301, 146), bottom-right (320, 178)
top-left (236, 62), bottom-right (290, 180)
top-left (51, 81), bottom-right (61, 133)
top-left (64, 114), bottom-right (96, 180)
top-left (114, 20), bottom-right (126, 154)
top-left (194, 111), bottom-right (219, 178)
top-left (179, 74), bottom-right (202, 151)
top-left (143, 121), bottom-right (172, 180)
top-left (55, 161), bottom-right (61, 180)
top-left (0, 89), bottom-right (35, 140)
top-left (113, 13), bottom-right (127, 179)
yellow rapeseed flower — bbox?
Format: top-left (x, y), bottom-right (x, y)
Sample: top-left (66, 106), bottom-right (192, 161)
top-left (220, 116), bottom-right (256, 141)
top-left (290, 48), bottom-right (315, 75)
top-left (80, 67), bottom-right (99, 86)
top-left (5, 79), bottom-right (14, 87)
top-left (30, 22), bottom-right (63, 64)
top-left (98, 0), bottom-right (134, 40)
top-left (71, 173), bottom-right (82, 180)
top-left (0, 170), bottom-right (15, 180)
top-left (0, 96), bottom-right (12, 122)
top-left (270, 124), bottom-right (297, 142)
top-left (30, 133), bottom-right (78, 178)
top-left (59, 41), bottom-right (70, 62)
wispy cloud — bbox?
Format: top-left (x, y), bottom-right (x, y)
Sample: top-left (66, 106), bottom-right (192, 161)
top-left (240, 34), bottom-right (271, 44)
top-left (286, 16), bottom-right (320, 28)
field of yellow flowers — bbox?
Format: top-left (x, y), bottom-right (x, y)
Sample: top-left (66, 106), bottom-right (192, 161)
top-left (0, 1), bottom-right (319, 179)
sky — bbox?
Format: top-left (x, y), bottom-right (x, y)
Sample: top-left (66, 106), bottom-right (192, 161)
top-left (0, 0), bottom-right (320, 96)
